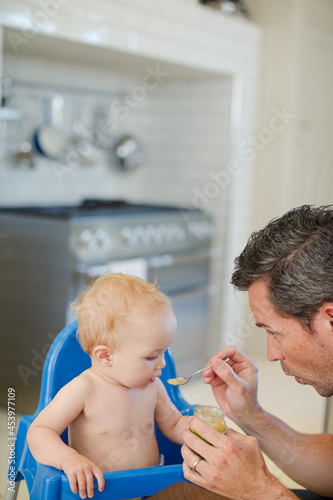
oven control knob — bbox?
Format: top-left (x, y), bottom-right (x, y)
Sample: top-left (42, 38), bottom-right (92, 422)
top-left (142, 224), bottom-right (155, 245)
top-left (154, 224), bottom-right (167, 245)
top-left (133, 225), bottom-right (144, 243)
top-left (200, 222), bottom-right (209, 239)
top-left (166, 223), bottom-right (175, 243)
top-left (191, 222), bottom-right (200, 239)
top-left (188, 222), bottom-right (198, 238)
top-left (165, 223), bottom-right (179, 243)
top-left (126, 225), bottom-right (144, 247)
top-left (77, 230), bottom-right (95, 250)
top-left (121, 226), bottom-right (140, 247)
top-left (188, 221), bottom-right (210, 240)
top-left (199, 221), bottom-right (214, 239)
top-left (95, 229), bottom-right (112, 250)
top-left (120, 226), bottom-right (132, 244)
top-left (176, 226), bottom-right (186, 242)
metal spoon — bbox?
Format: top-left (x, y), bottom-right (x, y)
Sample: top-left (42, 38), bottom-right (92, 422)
top-left (167, 358), bottom-right (229, 386)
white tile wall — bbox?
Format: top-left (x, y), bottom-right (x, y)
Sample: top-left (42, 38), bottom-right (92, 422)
top-left (0, 0), bottom-right (262, 356)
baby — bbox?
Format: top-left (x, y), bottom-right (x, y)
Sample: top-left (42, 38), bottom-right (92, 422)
top-left (27, 273), bottom-right (190, 499)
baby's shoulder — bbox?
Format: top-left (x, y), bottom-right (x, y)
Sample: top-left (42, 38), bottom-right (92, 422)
top-left (154, 377), bottom-right (168, 399)
top-left (61, 369), bottom-right (94, 394)
top-left (75, 369), bottom-right (96, 388)
top-left (50, 370), bottom-right (93, 410)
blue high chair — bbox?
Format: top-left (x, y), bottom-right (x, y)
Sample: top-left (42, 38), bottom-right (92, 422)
top-left (6, 320), bottom-right (197, 500)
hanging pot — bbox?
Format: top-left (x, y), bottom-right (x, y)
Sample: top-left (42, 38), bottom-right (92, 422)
top-left (34, 124), bottom-right (64, 159)
top-left (33, 95), bottom-right (64, 159)
top-left (115, 135), bottom-right (146, 171)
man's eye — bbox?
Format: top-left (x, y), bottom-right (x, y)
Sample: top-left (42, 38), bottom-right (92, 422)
top-left (267, 331), bottom-right (277, 337)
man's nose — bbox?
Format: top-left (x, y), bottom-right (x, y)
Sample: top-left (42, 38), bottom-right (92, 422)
top-left (266, 335), bottom-right (284, 362)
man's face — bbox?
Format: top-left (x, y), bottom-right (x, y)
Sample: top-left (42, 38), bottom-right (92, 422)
top-left (248, 281), bottom-right (333, 397)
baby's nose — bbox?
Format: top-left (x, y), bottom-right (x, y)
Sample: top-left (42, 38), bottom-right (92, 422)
top-left (156, 355), bottom-right (166, 369)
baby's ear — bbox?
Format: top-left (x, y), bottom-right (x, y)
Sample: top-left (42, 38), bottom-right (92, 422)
top-left (93, 345), bottom-right (113, 365)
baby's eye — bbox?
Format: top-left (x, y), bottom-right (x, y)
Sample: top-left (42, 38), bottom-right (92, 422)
top-left (146, 356), bottom-right (157, 361)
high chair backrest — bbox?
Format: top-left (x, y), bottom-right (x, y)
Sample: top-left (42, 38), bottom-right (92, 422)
top-left (35, 320), bottom-right (90, 413)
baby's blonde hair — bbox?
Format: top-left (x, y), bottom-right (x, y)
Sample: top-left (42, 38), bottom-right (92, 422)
top-left (72, 273), bottom-right (170, 355)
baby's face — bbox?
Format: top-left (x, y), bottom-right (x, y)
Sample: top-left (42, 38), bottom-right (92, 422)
top-left (110, 304), bottom-right (177, 389)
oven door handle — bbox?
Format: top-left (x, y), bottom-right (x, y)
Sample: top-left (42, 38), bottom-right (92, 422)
top-left (169, 285), bottom-right (209, 302)
top-left (73, 249), bottom-right (210, 276)
top-left (148, 249), bottom-right (210, 269)
top-left (74, 257), bottom-right (148, 278)
top-left (74, 263), bottom-right (114, 277)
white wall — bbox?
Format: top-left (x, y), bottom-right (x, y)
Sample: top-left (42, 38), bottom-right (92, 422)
top-left (247, 0), bottom-right (333, 229)
top-left (241, 0), bottom-right (333, 357)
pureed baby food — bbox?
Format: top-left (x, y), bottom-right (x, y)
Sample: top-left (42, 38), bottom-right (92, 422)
top-left (191, 405), bottom-right (226, 445)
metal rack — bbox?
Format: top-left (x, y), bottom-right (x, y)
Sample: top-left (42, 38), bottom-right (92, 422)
top-left (2, 76), bottom-right (125, 100)
top-left (0, 76), bottom-right (128, 169)
top-left (0, 107), bottom-right (25, 121)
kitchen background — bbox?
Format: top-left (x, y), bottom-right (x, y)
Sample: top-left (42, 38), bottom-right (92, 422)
top-left (0, 0), bottom-right (332, 497)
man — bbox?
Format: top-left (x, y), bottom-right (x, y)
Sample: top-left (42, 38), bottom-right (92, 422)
top-left (181, 205), bottom-right (333, 499)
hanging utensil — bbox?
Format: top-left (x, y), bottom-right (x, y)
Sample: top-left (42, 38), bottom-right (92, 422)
top-left (33, 95), bottom-right (64, 159)
top-left (115, 135), bottom-right (146, 170)
top-left (13, 141), bottom-right (34, 169)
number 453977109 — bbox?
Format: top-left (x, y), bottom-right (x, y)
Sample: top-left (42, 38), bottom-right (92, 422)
top-left (8, 388), bottom-right (16, 436)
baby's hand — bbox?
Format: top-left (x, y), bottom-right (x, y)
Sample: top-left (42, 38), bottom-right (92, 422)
top-left (62, 454), bottom-right (105, 499)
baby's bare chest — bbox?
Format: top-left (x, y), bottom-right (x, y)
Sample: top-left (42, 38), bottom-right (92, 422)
top-left (73, 386), bottom-right (157, 439)
top-left (68, 381), bottom-right (162, 471)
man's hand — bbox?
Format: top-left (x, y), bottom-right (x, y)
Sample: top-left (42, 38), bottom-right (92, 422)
top-left (62, 453), bottom-right (105, 499)
top-left (181, 418), bottom-right (296, 499)
top-left (203, 346), bottom-right (261, 427)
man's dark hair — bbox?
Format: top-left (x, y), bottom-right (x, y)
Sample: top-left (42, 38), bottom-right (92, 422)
top-left (231, 205), bottom-right (333, 331)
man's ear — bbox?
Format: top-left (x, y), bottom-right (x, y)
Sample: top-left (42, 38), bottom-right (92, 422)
top-left (322, 303), bottom-right (333, 332)
top-left (93, 345), bottom-right (113, 365)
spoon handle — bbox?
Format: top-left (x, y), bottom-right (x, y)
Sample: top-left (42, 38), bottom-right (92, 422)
top-left (193, 357), bottom-right (229, 377)
top-left (193, 365), bottom-right (212, 376)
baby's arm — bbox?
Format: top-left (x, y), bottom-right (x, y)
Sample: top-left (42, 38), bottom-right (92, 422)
top-left (154, 379), bottom-right (189, 444)
top-left (27, 376), bottom-right (104, 499)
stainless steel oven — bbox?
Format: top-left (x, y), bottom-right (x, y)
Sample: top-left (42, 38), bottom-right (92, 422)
top-left (0, 200), bottom-right (214, 412)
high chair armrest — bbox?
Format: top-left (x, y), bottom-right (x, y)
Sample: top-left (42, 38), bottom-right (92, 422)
top-left (31, 462), bottom-right (186, 499)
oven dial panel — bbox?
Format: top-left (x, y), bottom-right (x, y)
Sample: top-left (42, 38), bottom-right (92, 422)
top-left (71, 215), bottom-right (213, 261)
top-left (75, 228), bottom-right (112, 254)
top-left (188, 220), bottom-right (215, 240)
top-left (120, 223), bottom-right (187, 247)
